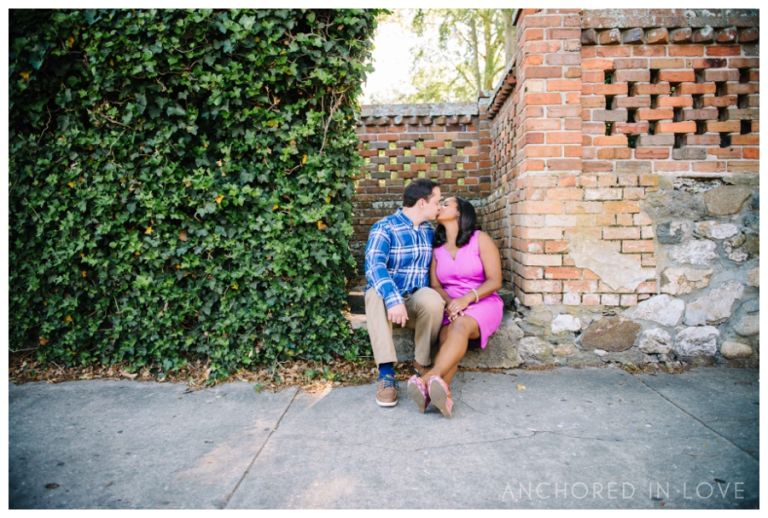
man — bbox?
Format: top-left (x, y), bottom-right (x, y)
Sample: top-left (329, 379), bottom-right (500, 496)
top-left (364, 178), bottom-right (445, 407)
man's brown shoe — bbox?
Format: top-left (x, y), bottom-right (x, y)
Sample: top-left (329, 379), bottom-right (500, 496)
top-left (375, 375), bottom-right (398, 407)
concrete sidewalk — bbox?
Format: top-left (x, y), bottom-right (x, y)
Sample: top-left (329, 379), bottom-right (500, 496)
top-left (9, 367), bottom-right (759, 509)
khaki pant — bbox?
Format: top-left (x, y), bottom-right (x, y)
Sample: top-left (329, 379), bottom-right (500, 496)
top-left (365, 287), bottom-right (445, 366)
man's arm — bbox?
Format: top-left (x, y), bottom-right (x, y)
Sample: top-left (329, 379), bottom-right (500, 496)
top-left (364, 223), bottom-right (402, 309)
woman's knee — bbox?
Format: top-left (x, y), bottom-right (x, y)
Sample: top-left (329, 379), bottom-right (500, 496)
top-left (448, 316), bottom-right (477, 336)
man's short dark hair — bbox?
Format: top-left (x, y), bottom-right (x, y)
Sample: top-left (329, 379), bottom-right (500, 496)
top-left (403, 179), bottom-right (438, 207)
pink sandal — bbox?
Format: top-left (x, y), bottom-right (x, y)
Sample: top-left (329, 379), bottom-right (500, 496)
top-left (406, 375), bottom-right (430, 413)
top-left (428, 375), bottom-right (454, 418)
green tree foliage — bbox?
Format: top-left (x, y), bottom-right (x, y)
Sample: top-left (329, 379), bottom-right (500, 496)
top-left (408, 9), bottom-right (514, 103)
top-left (9, 9), bottom-right (379, 380)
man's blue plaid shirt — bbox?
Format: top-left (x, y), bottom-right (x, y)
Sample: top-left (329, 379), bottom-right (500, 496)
top-left (365, 209), bottom-right (434, 310)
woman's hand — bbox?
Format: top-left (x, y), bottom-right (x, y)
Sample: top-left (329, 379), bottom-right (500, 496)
top-left (446, 295), bottom-right (472, 321)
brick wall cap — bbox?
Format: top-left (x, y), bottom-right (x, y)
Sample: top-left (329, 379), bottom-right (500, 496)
top-left (582, 9), bottom-right (758, 29)
top-left (361, 103), bottom-right (479, 118)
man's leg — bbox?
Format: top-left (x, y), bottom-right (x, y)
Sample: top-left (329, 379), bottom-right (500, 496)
top-left (405, 287), bottom-right (445, 368)
top-left (364, 288), bottom-right (398, 365)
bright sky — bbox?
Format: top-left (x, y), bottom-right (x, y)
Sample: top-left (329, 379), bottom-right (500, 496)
top-left (361, 16), bottom-right (420, 104)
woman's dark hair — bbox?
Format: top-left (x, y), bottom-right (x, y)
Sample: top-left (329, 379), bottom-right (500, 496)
top-left (433, 197), bottom-right (480, 248)
top-left (403, 179), bottom-right (438, 207)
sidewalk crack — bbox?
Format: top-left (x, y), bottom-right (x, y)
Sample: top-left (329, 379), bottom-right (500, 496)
top-left (635, 377), bottom-right (758, 461)
top-left (219, 387), bottom-right (300, 509)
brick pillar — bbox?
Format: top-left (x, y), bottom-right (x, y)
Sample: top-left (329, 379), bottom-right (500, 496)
top-left (511, 9), bottom-right (584, 306)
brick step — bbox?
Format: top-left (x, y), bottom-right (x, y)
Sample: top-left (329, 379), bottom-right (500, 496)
top-left (346, 286), bottom-right (366, 314)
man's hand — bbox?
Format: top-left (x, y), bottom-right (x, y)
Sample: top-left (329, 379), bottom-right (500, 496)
top-left (387, 303), bottom-right (409, 327)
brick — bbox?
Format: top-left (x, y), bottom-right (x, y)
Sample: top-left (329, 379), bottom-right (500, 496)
top-left (525, 93), bottom-right (562, 105)
top-left (646, 28), bottom-right (669, 44)
top-left (592, 109), bottom-right (628, 122)
top-left (597, 148), bottom-right (632, 160)
top-left (605, 201), bottom-right (641, 214)
top-left (521, 279), bottom-right (562, 293)
top-left (615, 121), bottom-right (650, 134)
top-left (682, 108), bottom-right (718, 120)
top-left (693, 160), bottom-right (726, 172)
top-left (582, 58), bottom-right (615, 70)
top-left (624, 188), bottom-right (645, 200)
top-left (669, 45), bottom-right (704, 57)
top-left (633, 83), bottom-right (671, 95)
top-left (583, 294), bottom-right (601, 306)
top-left (702, 95), bottom-right (737, 108)
top-left (584, 188), bottom-right (622, 201)
top-left (548, 79), bottom-right (581, 91)
top-left (633, 46), bottom-right (666, 57)
top-left (635, 148), bottom-right (670, 159)
top-left (692, 26), bottom-right (715, 43)
top-left (527, 66), bottom-right (565, 78)
top-left (670, 28), bottom-right (693, 43)
top-left (613, 58), bottom-right (649, 70)
top-left (658, 70), bottom-right (696, 83)
top-left (523, 14), bottom-right (564, 28)
top-left (636, 134), bottom-right (675, 146)
top-left (524, 119), bottom-right (560, 131)
top-left (545, 266), bottom-right (581, 279)
top-left (594, 135), bottom-right (629, 146)
top-left (706, 120), bottom-right (741, 133)
top-left (716, 27), bottom-right (738, 43)
top-left (603, 227), bottom-right (641, 240)
top-left (672, 147), bottom-right (707, 160)
top-left (707, 46), bottom-right (741, 57)
top-left (726, 83), bottom-right (759, 95)
top-left (736, 27), bottom-right (758, 43)
top-left (657, 95), bottom-right (693, 108)
top-left (622, 240), bottom-right (654, 253)
top-left (743, 148), bottom-right (759, 160)
top-left (548, 105), bottom-right (582, 118)
top-left (657, 121), bottom-right (697, 133)
top-left (525, 146), bottom-right (563, 158)
top-left (727, 161), bottom-right (759, 173)
top-left (597, 28), bottom-right (622, 45)
top-left (678, 83), bottom-right (717, 95)
top-left (615, 69), bottom-right (651, 82)
top-left (549, 28), bottom-right (581, 40)
top-left (731, 134), bottom-right (759, 145)
top-left (582, 28), bottom-right (597, 45)
top-left (649, 58), bottom-right (686, 69)
top-left (589, 83), bottom-right (629, 96)
top-left (564, 201), bottom-right (603, 214)
top-left (518, 266), bottom-right (544, 280)
top-left (582, 69), bottom-right (605, 83)
top-left (622, 28), bottom-right (645, 44)
top-left (545, 241), bottom-right (570, 255)
top-left (563, 280), bottom-right (598, 293)
top-left (726, 108), bottom-right (759, 120)
top-left (547, 132), bottom-right (582, 144)
top-left (703, 69), bottom-right (739, 82)
top-left (636, 108), bottom-right (674, 121)
top-left (621, 294), bottom-right (639, 306)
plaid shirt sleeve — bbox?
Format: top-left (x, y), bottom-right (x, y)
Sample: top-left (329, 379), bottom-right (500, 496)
top-left (364, 222), bottom-right (403, 310)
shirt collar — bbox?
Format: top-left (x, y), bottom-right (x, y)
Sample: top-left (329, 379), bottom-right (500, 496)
top-left (395, 208), bottom-right (424, 230)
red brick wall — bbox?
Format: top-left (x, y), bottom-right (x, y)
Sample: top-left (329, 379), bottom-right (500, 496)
top-left (483, 8), bottom-right (758, 307)
top-left (353, 9), bottom-right (758, 308)
top-left (351, 104), bottom-right (491, 277)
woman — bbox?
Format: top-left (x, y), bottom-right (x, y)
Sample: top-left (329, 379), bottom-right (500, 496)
top-left (407, 196), bottom-right (503, 417)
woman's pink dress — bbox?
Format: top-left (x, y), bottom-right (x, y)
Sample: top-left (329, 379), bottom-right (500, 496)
top-left (434, 230), bottom-right (503, 349)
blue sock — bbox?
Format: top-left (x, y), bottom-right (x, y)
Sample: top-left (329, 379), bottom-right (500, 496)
top-left (378, 362), bottom-right (395, 380)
